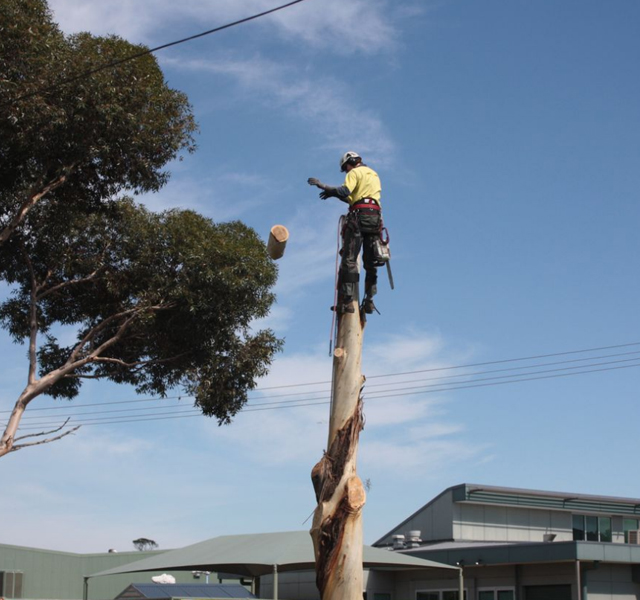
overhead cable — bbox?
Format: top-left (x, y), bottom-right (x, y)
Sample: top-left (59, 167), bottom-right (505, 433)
top-left (3, 0), bottom-right (312, 107)
top-left (3, 343), bottom-right (640, 415)
top-left (10, 359), bottom-right (640, 431)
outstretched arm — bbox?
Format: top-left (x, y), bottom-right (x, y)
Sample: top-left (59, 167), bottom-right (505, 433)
top-left (307, 178), bottom-right (351, 203)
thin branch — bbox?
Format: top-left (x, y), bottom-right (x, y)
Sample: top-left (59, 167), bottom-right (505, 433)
top-left (0, 166), bottom-right (76, 245)
top-left (20, 245), bottom-right (40, 385)
top-left (91, 352), bottom-right (189, 369)
top-left (37, 266), bottom-right (107, 300)
top-left (66, 302), bottom-right (176, 365)
top-left (13, 417), bottom-right (72, 442)
top-left (66, 307), bottom-right (141, 364)
top-left (11, 425), bottom-right (81, 451)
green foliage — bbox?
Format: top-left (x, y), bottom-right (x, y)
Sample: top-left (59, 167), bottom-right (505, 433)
top-left (133, 538), bottom-right (158, 551)
top-left (0, 1), bottom-right (282, 449)
top-left (0, 0), bottom-right (197, 236)
top-left (0, 199), bottom-right (282, 422)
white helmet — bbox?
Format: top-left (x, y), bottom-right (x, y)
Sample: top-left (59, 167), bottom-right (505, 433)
top-left (340, 151), bottom-right (361, 172)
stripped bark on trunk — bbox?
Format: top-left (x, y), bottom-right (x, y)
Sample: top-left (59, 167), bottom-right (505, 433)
top-left (310, 301), bottom-right (366, 600)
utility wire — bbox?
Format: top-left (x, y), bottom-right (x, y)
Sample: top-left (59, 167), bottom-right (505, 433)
top-left (14, 353), bottom-right (640, 422)
top-left (251, 341), bottom-right (640, 390)
top-left (3, 0), bottom-right (312, 107)
top-left (3, 344), bottom-right (640, 415)
top-left (11, 359), bottom-right (640, 431)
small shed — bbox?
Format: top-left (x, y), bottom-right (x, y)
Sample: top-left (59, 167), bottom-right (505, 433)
top-left (114, 582), bottom-right (256, 599)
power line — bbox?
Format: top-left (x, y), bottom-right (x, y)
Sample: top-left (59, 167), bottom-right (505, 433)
top-left (252, 341), bottom-right (640, 390)
top-left (14, 352), bottom-right (640, 422)
top-left (10, 358), bottom-right (640, 431)
top-left (4, 343), bottom-right (640, 416)
top-left (3, 0), bottom-right (312, 107)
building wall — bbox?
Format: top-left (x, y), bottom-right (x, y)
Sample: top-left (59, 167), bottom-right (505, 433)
top-left (452, 503), bottom-right (574, 543)
top-left (585, 563), bottom-right (640, 600)
top-left (0, 543), bottom-right (195, 600)
top-left (259, 570), bottom-right (318, 600)
top-left (377, 490), bottom-right (456, 545)
top-left (259, 569), bottom-right (400, 600)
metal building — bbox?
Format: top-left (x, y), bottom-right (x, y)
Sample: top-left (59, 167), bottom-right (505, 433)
top-left (373, 483), bottom-right (640, 600)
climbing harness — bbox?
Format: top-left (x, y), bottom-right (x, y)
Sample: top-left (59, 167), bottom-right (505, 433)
top-left (328, 210), bottom-right (394, 355)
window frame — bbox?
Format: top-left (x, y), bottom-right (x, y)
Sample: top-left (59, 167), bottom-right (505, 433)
top-left (477, 587), bottom-right (516, 600)
top-left (572, 513), bottom-right (612, 542)
top-left (623, 518), bottom-right (640, 543)
top-left (416, 589), bottom-right (467, 600)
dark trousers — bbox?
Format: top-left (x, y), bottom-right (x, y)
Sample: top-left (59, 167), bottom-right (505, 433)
top-left (339, 210), bottom-right (381, 302)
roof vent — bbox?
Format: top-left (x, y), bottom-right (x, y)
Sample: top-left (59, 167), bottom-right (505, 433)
top-left (392, 534), bottom-right (406, 549)
top-left (406, 530), bottom-right (422, 547)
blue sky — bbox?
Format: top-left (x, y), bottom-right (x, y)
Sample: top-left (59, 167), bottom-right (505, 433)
top-left (1, 0), bottom-right (639, 553)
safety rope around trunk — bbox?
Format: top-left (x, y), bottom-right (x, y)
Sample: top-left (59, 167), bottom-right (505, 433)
top-left (329, 214), bottom-right (345, 357)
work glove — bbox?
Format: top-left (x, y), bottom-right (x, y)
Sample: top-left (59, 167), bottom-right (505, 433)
top-left (307, 177), bottom-right (324, 188)
top-left (320, 189), bottom-right (337, 200)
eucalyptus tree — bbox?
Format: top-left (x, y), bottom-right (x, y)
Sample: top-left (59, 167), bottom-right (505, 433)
top-left (0, 1), bottom-right (282, 457)
top-left (0, 200), bottom-right (281, 456)
top-left (0, 0), bottom-right (197, 245)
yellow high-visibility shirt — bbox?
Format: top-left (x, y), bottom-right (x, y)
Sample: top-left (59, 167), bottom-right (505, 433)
top-left (344, 166), bottom-right (382, 207)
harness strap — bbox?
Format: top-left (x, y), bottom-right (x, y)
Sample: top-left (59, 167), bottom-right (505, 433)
top-left (349, 198), bottom-right (381, 212)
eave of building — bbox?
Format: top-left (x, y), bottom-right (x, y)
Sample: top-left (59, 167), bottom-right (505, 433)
top-left (399, 541), bottom-right (640, 568)
top-left (456, 484), bottom-right (640, 516)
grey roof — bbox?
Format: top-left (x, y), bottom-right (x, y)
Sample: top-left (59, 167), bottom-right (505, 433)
top-left (118, 583), bottom-right (254, 599)
top-left (374, 483), bottom-right (640, 545)
top-left (460, 483), bottom-right (640, 505)
top-left (403, 540), bottom-right (640, 567)
top-left (91, 531), bottom-right (458, 579)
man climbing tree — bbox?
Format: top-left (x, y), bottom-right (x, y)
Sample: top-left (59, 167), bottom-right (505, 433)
top-left (308, 151), bottom-right (383, 315)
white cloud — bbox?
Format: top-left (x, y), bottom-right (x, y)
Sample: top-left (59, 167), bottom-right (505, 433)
top-left (134, 168), bottom-right (272, 221)
top-left (168, 54), bottom-right (396, 166)
top-left (49, 0), bottom-right (398, 56)
top-left (214, 329), bottom-right (490, 477)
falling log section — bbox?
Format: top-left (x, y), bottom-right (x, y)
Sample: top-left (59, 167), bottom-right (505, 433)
top-left (310, 300), bottom-right (366, 600)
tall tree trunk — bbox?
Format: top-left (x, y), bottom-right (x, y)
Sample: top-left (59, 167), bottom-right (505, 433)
top-left (310, 300), bottom-right (366, 600)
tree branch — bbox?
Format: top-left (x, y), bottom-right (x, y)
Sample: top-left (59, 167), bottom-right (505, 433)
top-left (11, 425), bottom-right (81, 452)
top-left (0, 166), bottom-right (76, 245)
top-left (66, 307), bottom-right (142, 364)
top-left (20, 245), bottom-right (40, 386)
top-left (12, 417), bottom-right (73, 442)
top-left (91, 352), bottom-right (189, 370)
top-left (37, 266), bottom-right (107, 300)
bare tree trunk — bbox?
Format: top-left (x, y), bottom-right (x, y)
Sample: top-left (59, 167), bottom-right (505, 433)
top-left (310, 300), bottom-right (366, 600)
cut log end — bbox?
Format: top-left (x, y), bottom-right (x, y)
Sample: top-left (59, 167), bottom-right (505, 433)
top-left (267, 224), bottom-right (289, 260)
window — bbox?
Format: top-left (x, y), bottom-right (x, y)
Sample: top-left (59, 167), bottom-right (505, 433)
top-left (572, 514), bottom-right (611, 542)
top-left (416, 591), bottom-right (466, 600)
top-left (479, 589), bottom-right (515, 600)
top-left (624, 518), bottom-right (639, 543)
top-left (524, 584), bottom-right (571, 600)
top-left (0, 571), bottom-right (24, 599)
top-left (417, 591), bottom-right (466, 600)
top-left (599, 517), bottom-right (612, 542)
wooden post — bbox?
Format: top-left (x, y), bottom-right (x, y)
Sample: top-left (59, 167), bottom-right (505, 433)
top-left (310, 300), bottom-right (366, 600)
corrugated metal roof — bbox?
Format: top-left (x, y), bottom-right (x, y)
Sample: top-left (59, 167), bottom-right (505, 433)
top-left (91, 531), bottom-right (458, 579)
top-left (461, 484), bottom-right (640, 515)
top-left (121, 583), bottom-right (254, 598)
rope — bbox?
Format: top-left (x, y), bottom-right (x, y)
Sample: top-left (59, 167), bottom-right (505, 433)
top-left (329, 215), bottom-right (344, 356)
